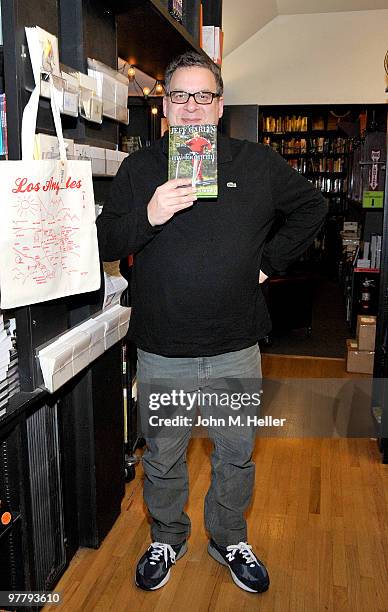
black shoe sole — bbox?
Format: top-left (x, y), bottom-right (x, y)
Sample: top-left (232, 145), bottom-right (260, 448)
top-left (207, 542), bottom-right (269, 594)
top-left (135, 542), bottom-right (188, 591)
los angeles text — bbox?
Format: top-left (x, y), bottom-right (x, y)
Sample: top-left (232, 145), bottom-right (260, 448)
top-left (12, 176), bottom-right (83, 196)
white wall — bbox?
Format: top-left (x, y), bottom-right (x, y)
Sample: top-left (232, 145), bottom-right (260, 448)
top-left (223, 0), bottom-right (277, 56)
top-left (222, 10), bottom-right (388, 105)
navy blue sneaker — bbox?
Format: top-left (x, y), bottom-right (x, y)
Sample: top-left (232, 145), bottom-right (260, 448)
top-left (135, 541), bottom-right (187, 590)
top-left (208, 540), bottom-right (269, 593)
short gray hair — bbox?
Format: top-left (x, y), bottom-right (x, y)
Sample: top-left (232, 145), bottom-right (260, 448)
top-left (164, 51), bottom-right (223, 96)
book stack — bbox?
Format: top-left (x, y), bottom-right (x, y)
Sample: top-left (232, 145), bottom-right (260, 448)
top-left (356, 234), bottom-right (382, 269)
top-left (370, 234), bottom-right (382, 269)
top-left (263, 115), bottom-right (308, 133)
top-left (0, 93), bottom-right (7, 157)
top-left (0, 312), bottom-right (20, 419)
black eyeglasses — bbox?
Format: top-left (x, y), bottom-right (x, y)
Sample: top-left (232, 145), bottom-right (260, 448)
top-left (168, 91), bottom-right (221, 105)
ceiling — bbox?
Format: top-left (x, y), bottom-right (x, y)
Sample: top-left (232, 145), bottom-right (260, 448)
top-left (223, 0), bottom-right (388, 56)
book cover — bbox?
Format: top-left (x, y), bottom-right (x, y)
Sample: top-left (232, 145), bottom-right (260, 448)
top-left (183, 0), bottom-right (201, 45)
top-left (201, 25), bottom-right (215, 61)
top-left (168, 124), bottom-right (217, 198)
top-left (168, 0), bottom-right (183, 23)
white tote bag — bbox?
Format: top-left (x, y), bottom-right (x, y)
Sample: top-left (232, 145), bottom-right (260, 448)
top-left (0, 69), bottom-right (101, 309)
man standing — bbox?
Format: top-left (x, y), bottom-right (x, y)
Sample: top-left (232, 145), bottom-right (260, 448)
top-left (96, 51), bottom-right (327, 594)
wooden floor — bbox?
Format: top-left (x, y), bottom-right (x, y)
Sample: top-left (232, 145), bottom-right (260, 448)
top-left (44, 356), bottom-right (388, 612)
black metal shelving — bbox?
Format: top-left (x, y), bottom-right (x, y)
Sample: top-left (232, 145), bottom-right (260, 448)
top-left (371, 115), bottom-right (388, 463)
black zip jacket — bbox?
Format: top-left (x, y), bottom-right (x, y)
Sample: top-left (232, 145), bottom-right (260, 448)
top-left (96, 133), bottom-right (327, 356)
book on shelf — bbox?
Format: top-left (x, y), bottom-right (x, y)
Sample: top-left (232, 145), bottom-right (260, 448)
top-left (362, 241), bottom-right (370, 260)
top-left (352, 245), bottom-right (361, 268)
top-left (371, 235), bottom-right (377, 269)
top-left (199, 2), bottom-right (203, 47)
top-left (183, 0), bottom-right (201, 44)
top-left (376, 235), bottom-right (382, 269)
top-left (168, 124), bottom-right (217, 198)
top-left (201, 25), bottom-right (223, 65)
top-left (0, 93), bottom-right (8, 157)
top-left (312, 116), bottom-right (325, 130)
top-left (214, 27), bottom-right (223, 65)
top-left (201, 0), bottom-right (222, 27)
top-left (370, 234), bottom-right (382, 269)
top-left (263, 115), bottom-right (308, 133)
top-left (168, 0), bottom-right (183, 23)
top-left (202, 25), bottom-right (214, 61)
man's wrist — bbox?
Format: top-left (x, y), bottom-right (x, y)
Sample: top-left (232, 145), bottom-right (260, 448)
top-left (147, 204), bottom-right (156, 227)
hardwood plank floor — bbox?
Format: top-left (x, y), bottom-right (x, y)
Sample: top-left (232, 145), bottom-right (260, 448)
top-left (44, 356), bottom-right (388, 612)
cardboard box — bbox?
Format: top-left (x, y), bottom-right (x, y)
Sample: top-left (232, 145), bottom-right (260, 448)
top-left (105, 149), bottom-right (118, 175)
top-left (104, 150), bottom-right (128, 175)
top-left (73, 143), bottom-right (91, 161)
top-left (356, 315), bottom-right (376, 351)
top-left (343, 221), bottom-right (358, 233)
top-left (346, 339), bottom-right (374, 374)
top-left (89, 146), bottom-right (106, 175)
top-left (34, 133), bottom-right (74, 160)
top-left (342, 238), bottom-right (360, 253)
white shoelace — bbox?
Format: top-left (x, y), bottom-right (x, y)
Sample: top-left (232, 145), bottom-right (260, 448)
top-left (148, 542), bottom-right (177, 566)
top-left (226, 542), bottom-right (258, 567)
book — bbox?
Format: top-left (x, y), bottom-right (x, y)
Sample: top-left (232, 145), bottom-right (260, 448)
top-left (0, 93), bottom-right (7, 157)
top-left (168, 0), bottom-right (183, 23)
top-left (376, 235), bottom-right (382, 269)
top-left (183, 0), bottom-right (201, 44)
top-left (168, 124), bottom-right (217, 198)
top-left (370, 233), bottom-right (377, 269)
top-left (214, 27), bottom-right (223, 65)
top-left (201, 25), bottom-right (215, 60)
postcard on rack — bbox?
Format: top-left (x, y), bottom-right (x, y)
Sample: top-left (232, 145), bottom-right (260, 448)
top-left (168, 124), bottom-right (217, 198)
top-left (25, 26), bottom-right (61, 77)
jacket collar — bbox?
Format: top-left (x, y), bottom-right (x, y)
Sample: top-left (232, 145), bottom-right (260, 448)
top-left (161, 128), bottom-right (232, 164)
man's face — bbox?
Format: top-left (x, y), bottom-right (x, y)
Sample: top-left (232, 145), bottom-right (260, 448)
top-left (163, 66), bottom-right (224, 126)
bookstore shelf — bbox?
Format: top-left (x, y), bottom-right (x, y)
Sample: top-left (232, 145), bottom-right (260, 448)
top-left (262, 130), bottom-right (344, 137)
top-left (307, 172), bottom-right (346, 176)
top-left (117, 0), bottom-right (205, 80)
top-left (282, 152), bottom-right (345, 158)
top-left (354, 268), bottom-right (380, 273)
